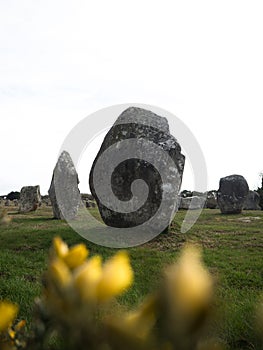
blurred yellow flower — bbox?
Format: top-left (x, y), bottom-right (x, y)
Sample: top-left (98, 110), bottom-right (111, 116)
top-left (166, 245), bottom-right (212, 316)
top-left (52, 237), bottom-right (89, 269)
top-left (63, 244), bottom-right (89, 269)
top-left (123, 296), bottom-right (156, 339)
top-left (96, 251), bottom-right (133, 302)
top-left (0, 301), bottom-right (18, 332)
top-left (8, 328), bottom-right (16, 339)
top-left (49, 258), bottom-right (72, 288)
top-left (74, 256), bottom-right (102, 301)
top-left (53, 236), bottom-right (69, 258)
top-left (14, 319), bottom-right (26, 331)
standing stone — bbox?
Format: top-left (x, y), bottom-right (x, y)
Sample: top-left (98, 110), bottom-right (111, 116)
top-left (5, 200), bottom-right (11, 207)
top-left (205, 190), bottom-right (218, 209)
top-left (48, 151), bottom-right (81, 220)
top-left (89, 107), bottom-right (185, 228)
top-left (179, 196), bottom-right (205, 210)
top-left (41, 195), bottom-right (51, 206)
top-left (243, 190), bottom-right (261, 210)
top-left (217, 175), bottom-right (249, 214)
top-left (19, 186), bottom-right (41, 212)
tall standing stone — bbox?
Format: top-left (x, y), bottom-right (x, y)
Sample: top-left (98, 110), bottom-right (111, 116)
top-left (48, 151), bottom-right (81, 220)
top-left (217, 174), bottom-right (249, 214)
top-left (89, 107), bottom-right (185, 228)
top-left (19, 186), bottom-right (41, 212)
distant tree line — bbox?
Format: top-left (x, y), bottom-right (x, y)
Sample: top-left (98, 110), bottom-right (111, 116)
top-left (0, 191), bottom-right (20, 200)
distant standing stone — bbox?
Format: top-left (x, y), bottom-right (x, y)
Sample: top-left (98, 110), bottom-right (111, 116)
top-left (48, 151), bottom-right (81, 220)
top-left (85, 200), bottom-right (91, 208)
top-left (205, 190), bottom-right (218, 209)
top-left (217, 175), bottom-right (249, 214)
top-left (19, 186), bottom-right (41, 212)
top-left (243, 190), bottom-right (261, 210)
top-left (89, 107), bottom-right (185, 228)
top-left (179, 196), bottom-right (205, 210)
top-left (5, 200), bottom-right (11, 207)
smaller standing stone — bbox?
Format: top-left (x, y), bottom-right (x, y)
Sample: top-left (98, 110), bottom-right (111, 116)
top-left (19, 186), bottom-right (41, 212)
top-left (48, 151), bottom-right (81, 220)
top-left (41, 195), bottom-right (51, 206)
top-left (205, 190), bottom-right (218, 209)
top-left (179, 196), bottom-right (205, 210)
top-left (243, 190), bottom-right (261, 210)
top-left (217, 175), bottom-right (249, 214)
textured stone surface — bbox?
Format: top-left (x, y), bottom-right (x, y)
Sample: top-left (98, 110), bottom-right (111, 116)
top-left (19, 186), bottom-right (41, 212)
top-left (205, 190), bottom-right (218, 209)
top-left (48, 151), bottom-right (81, 220)
top-left (179, 196), bottom-right (205, 210)
top-left (41, 195), bottom-right (51, 206)
top-left (89, 107), bottom-right (185, 228)
top-left (85, 200), bottom-right (96, 208)
top-left (217, 174), bottom-right (249, 214)
top-left (243, 190), bottom-right (261, 210)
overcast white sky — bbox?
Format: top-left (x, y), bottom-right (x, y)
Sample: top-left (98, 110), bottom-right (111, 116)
top-left (0, 0), bottom-right (263, 195)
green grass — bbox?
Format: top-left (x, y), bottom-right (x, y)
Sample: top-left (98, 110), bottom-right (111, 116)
top-left (0, 206), bottom-right (263, 349)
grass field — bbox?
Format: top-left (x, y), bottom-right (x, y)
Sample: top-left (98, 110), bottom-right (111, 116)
top-left (0, 206), bottom-right (263, 349)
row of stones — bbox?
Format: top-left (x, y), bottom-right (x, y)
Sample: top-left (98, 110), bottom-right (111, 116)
top-left (1, 108), bottom-right (261, 225)
top-left (2, 185), bottom-right (259, 213)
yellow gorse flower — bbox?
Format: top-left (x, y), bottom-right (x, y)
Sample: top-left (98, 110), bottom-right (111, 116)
top-left (74, 256), bottom-right (103, 301)
top-left (8, 328), bottom-right (16, 339)
top-left (53, 236), bottom-right (69, 258)
top-left (49, 258), bottom-right (72, 288)
top-left (63, 244), bottom-right (89, 269)
top-left (0, 301), bottom-right (18, 332)
top-left (166, 244), bottom-right (212, 316)
top-left (122, 295), bottom-right (156, 339)
top-left (53, 236), bottom-right (88, 269)
top-left (96, 251), bottom-right (134, 302)
top-left (14, 319), bottom-right (26, 332)
top-left (49, 238), bottom-right (133, 304)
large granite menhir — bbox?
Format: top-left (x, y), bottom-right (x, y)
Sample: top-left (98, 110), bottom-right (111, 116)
top-left (217, 174), bottom-right (249, 214)
top-left (19, 185), bottom-right (41, 213)
top-left (49, 151), bottom-right (81, 220)
top-left (89, 107), bottom-right (185, 228)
